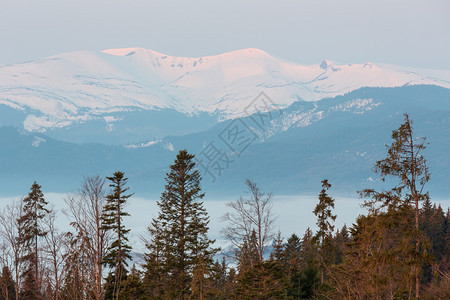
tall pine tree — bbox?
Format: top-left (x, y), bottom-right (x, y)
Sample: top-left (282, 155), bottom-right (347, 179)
top-left (313, 179), bottom-right (336, 285)
top-left (101, 171), bottom-right (133, 300)
top-left (144, 150), bottom-right (218, 299)
top-left (17, 181), bottom-right (50, 300)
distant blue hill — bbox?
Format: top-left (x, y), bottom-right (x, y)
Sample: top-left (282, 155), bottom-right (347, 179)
top-left (1, 85), bottom-right (449, 200)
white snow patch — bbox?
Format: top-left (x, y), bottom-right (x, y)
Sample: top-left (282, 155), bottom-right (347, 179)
top-left (103, 116), bottom-right (122, 132)
top-left (164, 142), bottom-right (175, 152)
top-left (103, 116), bottom-right (122, 123)
top-left (0, 100), bottom-right (24, 111)
top-left (124, 140), bottom-right (161, 149)
top-left (295, 111), bottom-right (324, 128)
top-left (23, 115), bottom-right (73, 132)
top-left (32, 136), bottom-right (46, 147)
top-left (331, 98), bottom-right (380, 114)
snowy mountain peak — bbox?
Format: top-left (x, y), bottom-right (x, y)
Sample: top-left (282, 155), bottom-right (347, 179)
top-left (102, 47), bottom-right (271, 59)
top-left (102, 47), bottom-right (161, 57)
top-left (1, 47), bottom-right (450, 133)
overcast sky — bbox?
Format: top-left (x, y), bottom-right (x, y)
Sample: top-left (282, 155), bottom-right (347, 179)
top-left (1, 0), bottom-right (449, 68)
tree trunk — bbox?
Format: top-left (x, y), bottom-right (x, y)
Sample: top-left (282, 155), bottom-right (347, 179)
top-left (415, 194), bottom-right (419, 300)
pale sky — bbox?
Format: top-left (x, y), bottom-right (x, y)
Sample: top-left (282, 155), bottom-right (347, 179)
top-left (0, 0), bottom-right (449, 69)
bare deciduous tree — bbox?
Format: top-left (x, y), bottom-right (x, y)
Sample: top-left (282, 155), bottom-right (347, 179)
top-left (43, 209), bottom-right (65, 300)
top-left (222, 179), bottom-right (276, 263)
top-left (0, 199), bottom-right (25, 300)
top-left (64, 175), bottom-right (109, 300)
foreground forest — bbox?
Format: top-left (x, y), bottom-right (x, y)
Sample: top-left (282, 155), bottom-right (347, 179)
top-left (0, 114), bottom-right (449, 300)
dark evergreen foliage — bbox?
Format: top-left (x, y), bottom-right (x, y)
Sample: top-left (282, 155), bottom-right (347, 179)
top-left (101, 171), bottom-right (133, 300)
top-left (283, 234), bottom-right (303, 298)
top-left (20, 265), bottom-right (41, 300)
top-left (359, 114), bottom-right (431, 299)
top-left (144, 150), bottom-right (218, 299)
top-left (17, 181), bottom-right (50, 300)
top-left (234, 259), bottom-right (291, 299)
top-left (118, 265), bottom-right (147, 300)
top-left (313, 179), bottom-right (336, 286)
top-left (0, 266), bottom-right (16, 300)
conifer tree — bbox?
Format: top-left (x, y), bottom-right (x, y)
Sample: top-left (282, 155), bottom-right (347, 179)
top-left (298, 228), bottom-right (319, 299)
top-left (333, 207), bottom-right (419, 298)
top-left (332, 225), bottom-right (350, 265)
top-left (235, 230), bottom-right (291, 298)
top-left (361, 113), bottom-right (430, 299)
top-left (419, 200), bottom-right (446, 284)
top-left (17, 181), bottom-right (50, 300)
top-left (144, 150), bottom-right (218, 299)
top-left (270, 232), bottom-right (284, 262)
top-left (0, 266), bottom-right (16, 300)
top-left (208, 258), bottom-right (231, 299)
top-left (118, 265), bottom-right (146, 300)
top-left (420, 200), bottom-right (446, 261)
top-left (313, 179), bottom-right (336, 284)
top-left (142, 224), bottom-right (164, 298)
top-left (236, 230), bottom-right (259, 275)
top-left (282, 233), bottom-right (302, 298)
top-left (284, 234), bottom-right (301, 265)
top-left (101, 171), bottom-right (133, 300)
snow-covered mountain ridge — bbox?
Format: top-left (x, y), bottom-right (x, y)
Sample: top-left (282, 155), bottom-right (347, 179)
top-left (1, 47), bottom-right (449, 132)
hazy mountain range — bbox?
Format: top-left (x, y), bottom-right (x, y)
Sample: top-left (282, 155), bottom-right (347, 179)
top-left (1, 48), bottom-right (449, 198)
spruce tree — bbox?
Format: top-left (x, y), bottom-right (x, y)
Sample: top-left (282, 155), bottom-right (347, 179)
top-left (144, 150), bottom-right (218, 299)
top-left (101, 171), bottom-right (133, 300)
top-left (313, 179), bottom-right (336, 284)
top-left (284, 234), bottom-right (301, 264)
top-left (333, 225), bottom-right (350, 265)
top-left (282, 234), bottom-right (302, 298)
top-left (17, 181), bottom-right (50, 300)
top-left (419, 201), bottom-right (446, 285)
top-left (142, 222), bottom-right (164, 299)
top-left (118, 265), bottom-right (146, 300)
top-left (420, 200), bottom-right (446, 261)
top-left (270, 232), bottom-right (284, 262)
top-left (298, 228), bottom-right (319, 299)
